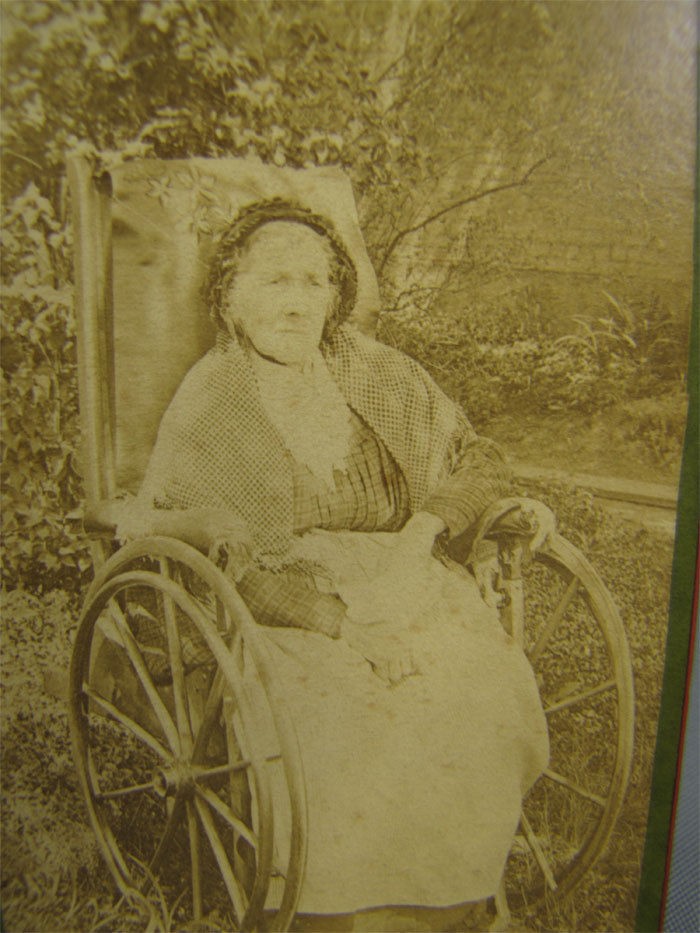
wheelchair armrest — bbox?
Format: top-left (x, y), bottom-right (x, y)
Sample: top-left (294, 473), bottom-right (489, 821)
top-left (465, 497), bottom-right (540, 567)
top-left (82, 500), bottom-right (231, 574)
top-left (83, 499), bottom-right (120, 536)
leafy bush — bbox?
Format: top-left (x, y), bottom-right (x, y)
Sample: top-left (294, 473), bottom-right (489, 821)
top-left (1, 186), bottom-right (91, 592)
top-left (620, 392), bottom-right (688, 466)
top-left (0, 590), bottom-right (97, 875)
top-left (379, 289), bottom-right (689, 437)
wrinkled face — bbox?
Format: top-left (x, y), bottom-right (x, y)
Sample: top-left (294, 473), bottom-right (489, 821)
top-left (222, 221), bottom-right (336, 367)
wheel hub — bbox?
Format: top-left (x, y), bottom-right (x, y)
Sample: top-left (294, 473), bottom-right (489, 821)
top-left (152, 762), bottom-right (195, 798)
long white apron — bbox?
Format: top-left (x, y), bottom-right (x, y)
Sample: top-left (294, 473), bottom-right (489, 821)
top-left (243, 531), bottom-right (549, 915)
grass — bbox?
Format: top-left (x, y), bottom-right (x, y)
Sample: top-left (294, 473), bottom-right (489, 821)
top-left (0, 487), bottom-right (675, 932)
top-left (378, 298), bottom-right (689, 491)
top-left (506, 481), bottom-right (674, 931)
top-left (487, 404), bottom-right (683, 488)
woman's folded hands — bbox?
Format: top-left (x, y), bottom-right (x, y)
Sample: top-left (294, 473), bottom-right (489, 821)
top-left (398, 510), bottom-right (449, 554)
top-left (340, 616), bottom-right (417, 686)
top-left (338, 510), bottom-right (448, 685)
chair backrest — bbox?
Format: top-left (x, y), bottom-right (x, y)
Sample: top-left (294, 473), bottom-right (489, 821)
top-left (68, 156), bottom-right (381, 508)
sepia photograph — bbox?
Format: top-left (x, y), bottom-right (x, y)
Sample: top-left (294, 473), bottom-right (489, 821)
top-left (1, 2), bottom-right (697, 932)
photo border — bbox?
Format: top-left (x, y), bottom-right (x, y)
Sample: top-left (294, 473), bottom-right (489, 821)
top-left (636, 77), bottom-right (699, 929)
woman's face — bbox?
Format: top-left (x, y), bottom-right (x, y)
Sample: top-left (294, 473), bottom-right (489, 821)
top-left (223, 221), bottom-right (336, 368)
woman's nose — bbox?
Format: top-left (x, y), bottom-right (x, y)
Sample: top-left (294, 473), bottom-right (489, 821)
top-left (281, 286), bottom-right (312, 314)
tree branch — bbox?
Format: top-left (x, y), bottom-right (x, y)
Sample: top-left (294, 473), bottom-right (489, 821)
top-left (377, 156), bottom-right (549, 274)
top-left (381, 11), bottom-right (476, 118)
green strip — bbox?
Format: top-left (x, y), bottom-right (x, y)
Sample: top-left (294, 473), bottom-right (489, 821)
top-left (635, 43), bottom-right (700, 932)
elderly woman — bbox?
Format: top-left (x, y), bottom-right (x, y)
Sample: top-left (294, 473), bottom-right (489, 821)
top-left (126, 198), bottom-right (549, 932)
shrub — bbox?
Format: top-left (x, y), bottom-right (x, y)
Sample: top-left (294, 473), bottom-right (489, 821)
top-left (1, 186), bottom-right (91, 593)
top-left (620, 391), bottom-right (688, 465)
top-left (379, 289), bottom-right (689, 432)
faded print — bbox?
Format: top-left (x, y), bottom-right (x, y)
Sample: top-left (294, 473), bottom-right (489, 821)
top-left (1, 3), bottom-right (696, 932)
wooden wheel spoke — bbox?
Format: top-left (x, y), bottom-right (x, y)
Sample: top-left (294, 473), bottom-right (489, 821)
top-left (195, 784), bottom-right (258, 850)
top-left (530, 575), bottom-right (579, 664)
top-left (543, 768), bottom-right (607, 807)
top-left (191, 669), bottom-right (225, 763)
top-left (186, 800), bottom-right (203, 922)
top-left (230, 628), bottom-right (244, 667)
top-left (195, 760), bottom-right (252, 781)
top-left (545, 678), bottom-right (617, 715)
top-left (194, 754), bottom-right (280, 785)
top-left (149, 795), bottom-right (187, 875)
top-left (96, 780), bottom-right (155, 800)
top-left (520, 812), bottom-right (558, 893)
top-left (217, 596), bottom-right (231, 637)
top-left (87, 752), bottom-right (103, 795)
top-left (159, 560), bottom-right (193, 754)
top-left (72, 547), bottom-right (307, 929)
top-left (107, 600), bottom-right (180, 751)
top-left (83, 682), bottom-right (171, 760)
top-left (194, 795), bottom-right (249, 922)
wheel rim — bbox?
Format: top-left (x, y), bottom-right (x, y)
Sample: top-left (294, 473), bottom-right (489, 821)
top-left (69, 538), bottom-right (307, 931)
top-left (504, 533), bottom-right (635, 911)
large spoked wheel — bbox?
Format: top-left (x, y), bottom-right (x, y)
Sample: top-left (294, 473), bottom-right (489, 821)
top-left (500, 531), bottom-right (634, 913)
top-left (69, 537), bottom-right (307, 932)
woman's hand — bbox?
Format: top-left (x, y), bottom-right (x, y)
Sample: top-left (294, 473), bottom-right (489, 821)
top-left (340, 617), bottom-right (417, 686)
top-left (516, 499), bottom-right (556, 552)
top-left (471, 543), bottom-right (503, 608)
top-left (395, 511), bottom-right (447, 557)
top-left (328, 514), bottom-right (447, 684)
top-left (153, 508), bottom-right (254, 568)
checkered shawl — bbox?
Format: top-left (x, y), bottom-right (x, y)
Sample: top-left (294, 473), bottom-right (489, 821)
top-left (140, 324), bottom-right (481, 565)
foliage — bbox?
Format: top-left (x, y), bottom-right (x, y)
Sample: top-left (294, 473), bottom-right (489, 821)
top-left (1, 1), bottom-right (423, 235)
top-left (620, 392), bottom-right (689, 467)
top-left (1, 184), bottom-right (91, 591)
top-left (379, 288), bottom-right (689, 443)
top-left (0, 590), bottom-right (96, 876)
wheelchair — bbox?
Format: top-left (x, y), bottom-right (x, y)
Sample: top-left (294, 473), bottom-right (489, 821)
top-left (67, 156), bottom-right (634, 931)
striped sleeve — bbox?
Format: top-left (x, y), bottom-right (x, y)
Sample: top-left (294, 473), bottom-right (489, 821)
top-left (421, 436), bottom-right (512, 539)
top-left (236, 565), bottom-right (346, 638)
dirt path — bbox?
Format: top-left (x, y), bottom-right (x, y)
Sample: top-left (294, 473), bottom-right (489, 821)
top-left (513, 462), bottom-right (678, 536)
